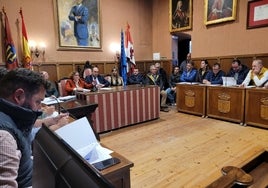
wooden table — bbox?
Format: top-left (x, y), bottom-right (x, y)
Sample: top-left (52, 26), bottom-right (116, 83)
top-left (245, 88), bottom-right (268, 128)
top-left (176, 83), bottom-right (207, 117)
top-left (76, 85), bottom-right (160, 133)
top-left (206, 86), bottom-right (245, 124)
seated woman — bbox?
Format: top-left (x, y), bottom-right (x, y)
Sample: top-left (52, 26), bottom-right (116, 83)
top-left (108, 67), bottom-right (123, 86)
top-left (65, 71), bottom-right (93, 95)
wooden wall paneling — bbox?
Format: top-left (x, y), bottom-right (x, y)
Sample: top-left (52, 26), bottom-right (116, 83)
top-left (219, 58), bottom-right (233, 74)
top-left (135, 62), bottom-right (146, 74)
top-left (39, 64), bottom-right (57, 82)
top-left (58, 64), bottom-right (73, 80)
top-left (256, 55), bottom-right (268, 66)
top-left (105, 62), bottom-right (118, 75)
top-left (237, 57), bottom-right (254, 69)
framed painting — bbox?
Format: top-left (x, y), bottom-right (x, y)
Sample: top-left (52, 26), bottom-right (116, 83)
top-left (204, 0), bottom-right (237, 26)
top-left (247, 0), bottom-right (268, 29)
top-left (54, 0), bottom-right (101, 50)
top-left (169, 0), bottom-right (192, 32)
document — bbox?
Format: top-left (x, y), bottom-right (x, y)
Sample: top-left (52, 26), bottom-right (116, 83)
top-left (41, 97), bottom-right (64, 105)
top-left (42, 95), bottom-right (76, 105)
top-left (222, 77), bottom-right (237, 86)
top-left (55, 117), bottom-right (113, 164)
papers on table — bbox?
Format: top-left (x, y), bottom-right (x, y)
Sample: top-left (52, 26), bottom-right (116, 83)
top-left (41, 97), bottom-right (64, 105)
top-left (42, 95), bottom-right (76, 105)
top-left (99, 87), bottom-right (114, 90)
top-left (58, 95), bottom-right (76, 101)
top-left (222, 77), bottom-right (237, 86)
top-left (55, 117), bottom-right (113, 164)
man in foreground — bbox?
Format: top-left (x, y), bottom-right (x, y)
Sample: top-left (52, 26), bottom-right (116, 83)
top-left (0, 68), bottom-right (49, 187)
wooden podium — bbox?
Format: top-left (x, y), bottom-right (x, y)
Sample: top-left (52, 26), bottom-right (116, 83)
top-left (59, 99), bottom-right (134, 188)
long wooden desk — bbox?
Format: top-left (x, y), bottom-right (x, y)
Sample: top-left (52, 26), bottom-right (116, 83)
top-left (245, 88), bottom-right (268, 129)
top-left (76, 85), bottom-right (160, 133)
top-left (176, 83), bottom-right (206, 117)
top-left (176, 84), bottom-right (246, 124)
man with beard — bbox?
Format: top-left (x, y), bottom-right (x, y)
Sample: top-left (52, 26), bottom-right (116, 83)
top-left (0, 68), bottom-right (49, 187)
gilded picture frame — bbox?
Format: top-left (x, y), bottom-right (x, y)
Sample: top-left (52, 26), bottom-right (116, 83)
top-left (54, 0), bottom-right (101, 51)
top-left (169, 0), bottom-right (192, 32)
top-left (204, 0), bottom-right (237, 26)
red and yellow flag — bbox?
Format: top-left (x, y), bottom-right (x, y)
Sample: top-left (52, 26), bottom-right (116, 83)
top-left (19, 8), bottom-right (32, 70)
top-left (3, 7), bottom-right (19, 70)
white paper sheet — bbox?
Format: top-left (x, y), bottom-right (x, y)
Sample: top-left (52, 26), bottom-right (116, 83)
top-left (55, 117), bottom-right (113, 164)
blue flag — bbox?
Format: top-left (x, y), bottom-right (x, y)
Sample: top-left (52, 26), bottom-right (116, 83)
top-left (120, 30), bottom-right (127, 86)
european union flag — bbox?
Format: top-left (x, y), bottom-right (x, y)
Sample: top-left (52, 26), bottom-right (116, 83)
top-left (120, 30), bottom-right (127, 86)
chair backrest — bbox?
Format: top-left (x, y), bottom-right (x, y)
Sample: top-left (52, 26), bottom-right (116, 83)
top-left (58, 78), bottom-right (69, 97)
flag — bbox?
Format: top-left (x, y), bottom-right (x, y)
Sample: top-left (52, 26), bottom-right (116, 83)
top-left (125, 23), bottom-right (135, 74)
top-left (20, 8), bottom-right (32, 70)
top-left (3, 7), bottom-right (19, 70)
top-left (120, 30), bottom-right (127, 86)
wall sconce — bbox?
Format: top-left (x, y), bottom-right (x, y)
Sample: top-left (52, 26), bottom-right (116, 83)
top-left (109, 42), bottom-right (120, 62)
top-left (29, 40), bottom-right (46, 59)
top-left (115, 50), bottom-right (120, 61)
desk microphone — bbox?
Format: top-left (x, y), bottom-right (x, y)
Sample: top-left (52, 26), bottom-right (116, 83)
top-left (50, 96), bottom-right (61, 114)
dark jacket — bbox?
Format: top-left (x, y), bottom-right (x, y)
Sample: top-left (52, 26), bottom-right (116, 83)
top-left (144, 73), bottom-right (165, 90)
top-left (0, 98), bottom-right (41, 188)
top-left (227, 64), bottom-right (249, 85)
top-left (197, 69), bottom-right (209, 83)
top-left (205, 70), bottom-right (225, 84)
top-left (127, 73), bottom-right (144, 85)
top-left (169, 73), bottom-right (181, 87)
top-left (84, 75), bottom-right (110, 87)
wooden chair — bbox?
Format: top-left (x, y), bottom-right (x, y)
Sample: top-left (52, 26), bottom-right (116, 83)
top-left (58, 78), bottom-right (69, 97)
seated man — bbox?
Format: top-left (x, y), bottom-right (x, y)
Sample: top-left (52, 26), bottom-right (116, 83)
top-left (166, 66), bottom-right (181, 105)
top-left (0, 68), bottom-right (49, 187)
top-left (227, 59), bottom-right (249, 85)
top-left (40, 71), bottom-right (59, 97)
top-left (180, 61), bottom-right (197, 82)
top-left (127, 68), bottom-right (144, 85)
top-left (144, 64), bottom-right (169, 112)
top-left (85, 66), bottom-right (110, 90)
top-left (240, 59), bottom-right (268, 87)
top-left (203, 62), bottom-right (225, 85)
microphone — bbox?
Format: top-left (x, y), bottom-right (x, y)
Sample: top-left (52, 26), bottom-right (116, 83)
top-left (50, 96), bottom-right (61, 114)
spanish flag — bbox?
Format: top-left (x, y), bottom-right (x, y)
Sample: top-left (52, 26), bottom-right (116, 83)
top-left (19, 8), bottom-right (32, 70)
top-left (3, 7), bottom-right (19, 70)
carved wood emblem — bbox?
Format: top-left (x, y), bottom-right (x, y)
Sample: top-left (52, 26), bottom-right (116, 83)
top-left (218, 93), bottom-right (231, 113)
top-left (260, 97), bottom-right (268, 120)
top-left (185, 90), bottom-right (195, 108)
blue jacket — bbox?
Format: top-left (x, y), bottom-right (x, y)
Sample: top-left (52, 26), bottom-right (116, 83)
top-left (205, 70), bottom-right (225, 84)
top-left (180, 69), bottom-right (197, 82)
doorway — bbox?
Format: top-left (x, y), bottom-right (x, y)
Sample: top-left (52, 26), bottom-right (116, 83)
top-left (171, 33), bottom-right (191, 67)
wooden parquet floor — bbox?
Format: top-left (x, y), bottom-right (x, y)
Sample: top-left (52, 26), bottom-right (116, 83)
top-left (100, 106), bottom-right (268, 188)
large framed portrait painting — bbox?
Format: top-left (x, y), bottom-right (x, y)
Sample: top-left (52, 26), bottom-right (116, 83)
top-left (54, 0), bottom-right (101, 50)
top-left (169, 0), bottom-right (192, 32)
top-left (204, 0), bottom-right (237, 26)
